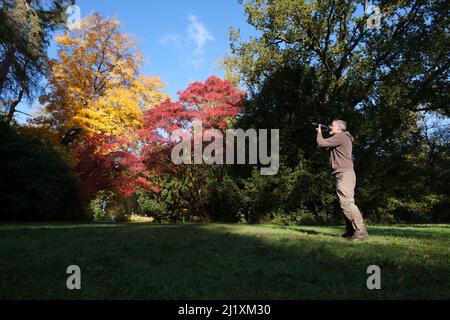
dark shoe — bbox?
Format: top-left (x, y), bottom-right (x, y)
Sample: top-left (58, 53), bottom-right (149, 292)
top-left (342, 219), bottom-right (355, 238)
top-left (341, 231), bottom-right (354, 238)
top-left (347, 229), bottom-right (369, 241)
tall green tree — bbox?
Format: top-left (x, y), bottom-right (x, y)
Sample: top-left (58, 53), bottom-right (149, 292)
top-left (226, 0), bottom-right (449, 221)
top-left (228, 0), bottom-right (449, 116)
top-left (0, 0), bottom-right (73, 124)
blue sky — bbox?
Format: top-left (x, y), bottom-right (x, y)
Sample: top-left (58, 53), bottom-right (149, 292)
top-left (17, 0), bottom-right (257, 122)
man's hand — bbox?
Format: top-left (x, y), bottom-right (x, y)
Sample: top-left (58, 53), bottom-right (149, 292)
top-left (316, 125), bottom-right (322, 134)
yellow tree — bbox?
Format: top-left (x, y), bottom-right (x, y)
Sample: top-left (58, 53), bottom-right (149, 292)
top-left (35, 13), bottom-right (166, 140)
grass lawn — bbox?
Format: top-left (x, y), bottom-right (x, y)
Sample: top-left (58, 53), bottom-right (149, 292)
top-left (0, 223), bottom-right (449, 299)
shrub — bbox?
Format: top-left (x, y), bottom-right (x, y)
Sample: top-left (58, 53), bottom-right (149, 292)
top-left (0, 123), bottom-right (83, 221)
top-left (377, 194), bottom-right (447, 224)
top-left (138, 193), bottom-right (168, 221)
top-left (89, 196), bottom-right (106, 222)
top-left (205, 171), bottom-right (245, 222)
top-left (233, 157), bottom-right (336, 225)
top-left (271, 208), bottom-right (316, 226)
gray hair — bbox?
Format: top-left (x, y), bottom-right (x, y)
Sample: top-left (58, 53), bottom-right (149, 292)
top-left (333, 120), bottom-right (347, 131)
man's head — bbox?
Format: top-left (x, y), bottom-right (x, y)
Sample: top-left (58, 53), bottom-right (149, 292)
top-left (329, 120), bottom-right (347, 135)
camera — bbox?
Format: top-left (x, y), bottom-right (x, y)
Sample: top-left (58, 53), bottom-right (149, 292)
top-left (312, 122), bottom-right (330, 132)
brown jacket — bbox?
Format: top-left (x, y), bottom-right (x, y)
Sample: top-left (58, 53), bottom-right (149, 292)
top-left (317, 131), bottom-right (354, 174)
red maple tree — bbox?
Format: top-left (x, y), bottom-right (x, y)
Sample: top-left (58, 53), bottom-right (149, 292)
top-left (74, 76), bottom-right (244, 200)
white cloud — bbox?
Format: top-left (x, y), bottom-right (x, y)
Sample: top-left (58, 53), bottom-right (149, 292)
top-left (159, 14), bottom-right (214, 69)
top-left (187, 14), bottom-right (215, 55)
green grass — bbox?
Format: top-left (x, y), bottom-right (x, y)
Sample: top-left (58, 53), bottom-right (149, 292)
top-left (0, 223), bottom-right (449, 299)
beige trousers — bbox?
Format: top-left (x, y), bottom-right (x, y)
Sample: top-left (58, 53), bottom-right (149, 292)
top-left (335, 170), bottom-right (366, 231)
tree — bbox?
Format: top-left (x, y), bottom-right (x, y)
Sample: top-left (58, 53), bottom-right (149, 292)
top-left (228, 0), bottom-right (449, 116)
top-left (136, 76), bottom-right (244, 220)
top-left (225, 0), bottom-right (449, 221)
top-left (74, 76), bottom-right (244, 221)
top-left (34, 13), bottom-right (167, 141)
top-left (138, 76), bottom-right (244, 172)
top-left (0, 0), bottom-right (73, 125)
top-left (73, 134), bottom-right (158, 201)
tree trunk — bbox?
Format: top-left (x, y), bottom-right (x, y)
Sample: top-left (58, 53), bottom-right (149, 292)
top-left (5, 82), bottom-right (24, 125)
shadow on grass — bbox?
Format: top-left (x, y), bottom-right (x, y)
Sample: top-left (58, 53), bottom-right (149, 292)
top-left (0, 222), bottom-right (448, 300)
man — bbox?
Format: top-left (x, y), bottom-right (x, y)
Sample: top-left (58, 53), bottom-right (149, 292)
top-left (316, 120), bottom-right (369, 241)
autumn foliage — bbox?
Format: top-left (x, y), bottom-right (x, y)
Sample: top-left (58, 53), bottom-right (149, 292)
top-left (73, 135), bottom-right (157, 200)
top-left (35, 13), bottom-right (166, 139)
top-left (74, 75), bottom-right (244, 201)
